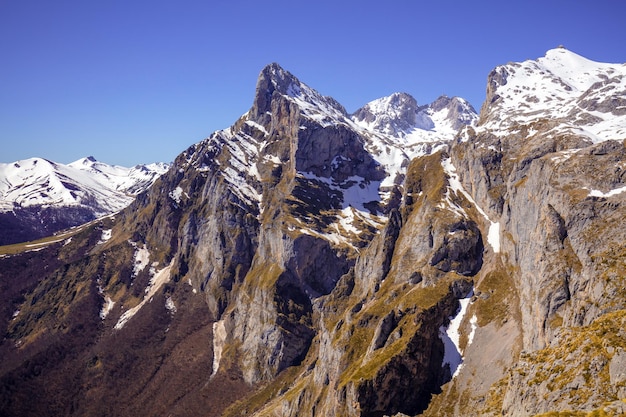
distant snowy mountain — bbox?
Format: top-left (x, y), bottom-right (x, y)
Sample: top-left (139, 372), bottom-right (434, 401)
top-left (352, 92), bottom-right (477, 139)
top-left (0, 156), bottom-right (169, 244)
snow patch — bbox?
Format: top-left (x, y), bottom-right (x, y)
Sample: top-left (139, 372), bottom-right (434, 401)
top-left (440, 289), bottom-right (474, 378)
top-left (169, 186), bottom-right (184, 204)
top-left (299, 171), bottom-right (381, 212)
top-left (132, 244), bottom-right (150, 276)
top-left (187, 278), bottom-right (198, 294)
top-left (467, 314), bottom-right (478, 347)
top-left (99, 229), bottom-right (112, 244)
top-left (245, 119), bottom-right (269, 136)
top-left (165, 296), bottom-right (176, 314)
top-left (488, 222), bottom-right (501, 253)
top-left (100, 296), bottom-right (115, 320)
top-left (114, 262), bottom-right (172, 330)
top-left (587, 186), bottom-right (626, 198)
top-left (551, 148), bottom-right (580, 164)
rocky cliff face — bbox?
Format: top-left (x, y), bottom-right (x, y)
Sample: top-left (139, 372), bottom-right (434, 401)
top-left (2, 48), bottom-right (626, 417)
top-left (424, 47), bottom-right (626, 416)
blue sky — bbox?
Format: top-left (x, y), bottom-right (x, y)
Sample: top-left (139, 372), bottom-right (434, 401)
top-left (1, 0), bottom-right (625, 166)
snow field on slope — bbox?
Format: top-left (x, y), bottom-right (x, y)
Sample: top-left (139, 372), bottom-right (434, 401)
top-left (217, 128), bottom-right (263, 208)
top-left (586, 185), bottom-right (626, 198)
top-left (481, 48), bottom-right (626, 144)
top-left (440, 289), bottom-right (477, 378)
top-left (132, 244), bottom-right (151, 277)
top-left (295, 171), bottom-right (384, 248)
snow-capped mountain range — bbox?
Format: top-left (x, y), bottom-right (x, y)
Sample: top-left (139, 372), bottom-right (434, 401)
top-left (0, 156), bottom-right (168, 245)
top-left (0, 156), bottom-right (168, 214)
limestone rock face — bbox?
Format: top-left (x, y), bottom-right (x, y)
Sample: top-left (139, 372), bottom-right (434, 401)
top-left (424, 48), bottom-right (626, 416)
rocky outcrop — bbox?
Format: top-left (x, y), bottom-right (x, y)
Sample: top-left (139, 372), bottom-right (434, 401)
top-left (500, 310), bottom-right (626, 415)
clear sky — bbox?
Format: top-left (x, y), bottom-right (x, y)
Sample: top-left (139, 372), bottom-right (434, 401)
top-left (1, 0), bottom-right (625, 166)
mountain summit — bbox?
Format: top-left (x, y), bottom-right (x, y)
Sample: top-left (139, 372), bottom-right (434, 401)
top-left (352, 92), bottom-right (477, 137)
top-left (2, 49), bottom-right (626, 417)
top-left (481, 47), bottom-right (626, 139)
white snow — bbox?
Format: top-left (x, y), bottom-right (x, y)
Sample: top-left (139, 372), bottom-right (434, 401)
top-left (114, 262), bottom-right (172, 330)
top-left (169, 186), bottom-right (184, 204)
top-left (0, 157), bottom-right (168, 214)
top-left (551, 148), bottom-right (581, 164)
top-left (245, 120), bottom-right (269, 136)
top-left (165, 296), bottom-right (176, 314)
top-left (294, 171), bottom-right (385, 246)
top-left (298, 172), bottom-right (381, 212)
top-left (222, 166), bottom-right (262, 205)
top-left (341, 178), bottom-right (382, 211)
top-left (98, 229), bottom-right (112, 244)
top-left (587, 185), bottom-right (626, 198)
top-left (337, 207), bottom-right (365, 236)
top-left (132, 244), bottom-right (150, 276)
top-left (187, 278), bottom-right (198, 294)
top-left (479, 48), bottom-right (626, 144)
top-left (263, 154), bottom-right (281, 165)
top-left (467, 314), bottom-right (478, 347)
top-left (440, 289), bottom-right (474, 378)
top-left (488, 222), bottom-right (501, 254)
top-left (100, 296), bottom-right (115, 320)
top-left (203, 128), bottom-right (263, 209)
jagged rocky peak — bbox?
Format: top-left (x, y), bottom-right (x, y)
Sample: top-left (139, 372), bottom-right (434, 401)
top-left (430, 95), bottom-right (478, 130)
top-left (251, 62), bottom-right (347, 122)
top-left (252, 62), bottom-right (295, 116)
top-left (351, 92), bottom-right (420, 135)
